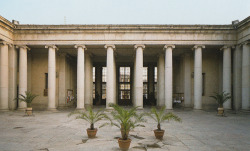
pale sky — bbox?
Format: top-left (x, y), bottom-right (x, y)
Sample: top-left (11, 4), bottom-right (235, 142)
top-left (0, 0), bottom-right (249, 25)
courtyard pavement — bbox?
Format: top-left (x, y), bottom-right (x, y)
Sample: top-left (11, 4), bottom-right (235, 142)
top-left (0, 107), bottom-right (249, 151)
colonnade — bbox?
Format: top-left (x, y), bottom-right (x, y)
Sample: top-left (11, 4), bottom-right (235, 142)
top-left (0, 41), bottom-right (249, 110)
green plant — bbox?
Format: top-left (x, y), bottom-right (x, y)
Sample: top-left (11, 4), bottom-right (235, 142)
top-left (147, 106), bottom-right (181, 131)
top-left (16, 91), bottom-right (38, 107)
top-left (68, 107), bottom-right (110, 130)
top-left (108, 104), bottom-right (146, 140)
top-left (210, 91), bottom-right (231, 108)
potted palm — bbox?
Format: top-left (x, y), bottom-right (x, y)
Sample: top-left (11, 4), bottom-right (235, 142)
top-left (109, 104), bottom-right (146, 150)
top-left (210, 91), bottom-right (231, 116)
top-left (146, 106), bottom-right (181, 139)
top-left (68, 107), bottom-right (110, 138)
top-left (16, 91), bottom-right (38, 116)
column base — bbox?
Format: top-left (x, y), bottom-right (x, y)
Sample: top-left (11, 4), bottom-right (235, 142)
top-left (47, 108), bottom-right (58, 112)
top-left (136, 107), bottom-right (144, 110)
top-left (166, 109), bottom-right (173, 111)
top-left (75, 108), bottom-right (85, 111)
top-left (240, 109), bottom-right (250, 113)
top-left (17, 108), bottom-right (26, 111)
top-left (0, 109), bottom-right (9, 112)
top-left (105, 107), bottom-right (114, 111)
top-left (193, 108), bottom-right (202, 110)
top-left (84, 104), bottom-right (93, 109)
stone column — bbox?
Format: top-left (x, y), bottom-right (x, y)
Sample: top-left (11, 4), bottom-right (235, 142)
top-left (132, 55), bottom-right (136, 106)
top-left (193, 45), bottom-right (205, 109)
top-left (85, 53), bottom-right (93, 108)
top-left (0, 41), bottom-right (9, 111)
top-left (8, 45), bottom-right (18, 110)
top-left (183, 53), bottom-right (192, 107)
top-left (58, 53), bottom-right (67, 108)
top-left (18, 45), bottom-right (30, 110)
top-left (242, 42), bottom-right (249, 110)
top-left (134, 45), bottom-right (145, 109)
top-left (105, 45), bottom-right (116, 109)
top-left (45, 45), bottom-right (58, 110)
top-left (164, 45), bottom-right (175, 110)
top-left (157, 54), bottom-right (165, 107)
top-left (75, 45), bottom-right (86, 110)
top-left (221, 45), bottom-right (232, 109)
top-left (233, 45), bottom-right (242, 111)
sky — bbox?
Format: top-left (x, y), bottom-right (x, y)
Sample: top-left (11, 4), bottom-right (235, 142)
top-left (0, 0), bottom-right (249, 25)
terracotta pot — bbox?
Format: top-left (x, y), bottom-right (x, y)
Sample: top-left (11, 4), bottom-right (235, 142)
top-left (86, 128), bottom-right (97, 138)
top-left (154, 129), bottom-right (165, 139)
top-left (118, 138), bottom-right (131, 150)
top-left (217, 107), bottom-right (224, 115)
top-left (26, 107), bottom-right (33, 116)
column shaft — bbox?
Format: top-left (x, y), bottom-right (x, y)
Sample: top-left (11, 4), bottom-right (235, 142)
top-left (222, 46), bottom-right (231, 109)
top-left (242, 44), bottom-right (249, 110)
top-left (8, 46), bottom-right (18, 110)
top-left (183, 53), bottom-right (192, 107)
top-left (85, 53), bottom-right (93, 107)
top-left (233, 46), bottom-right (242, 111)
top-left (164, 45), bottom-right (174, 109)
top-left (58, 54), bottom-right (67, 108)
top-left (133, 55), bottom-right (136, 106)
top-left (47, 46), bottom-right (57, 110)
top-left (18, 46), bottom-right (28, 109)
top-left (134, 45), bottom-right (144, 109)
top-left (194, 46), bottom-right (203, 109)
top-left (76, 45), bottom-right (85, 109)
top-left (157, 54), bottom-right (165, 106)
top-left (0, 43), bottom-right (9, 110)
top-left (105, 45), bottom-right (116, 108)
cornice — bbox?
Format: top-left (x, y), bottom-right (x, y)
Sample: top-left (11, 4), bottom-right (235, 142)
top-left (0, 16), bottom-right (15, 29)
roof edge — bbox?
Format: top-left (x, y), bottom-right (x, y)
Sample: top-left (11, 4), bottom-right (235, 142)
top-left (0, 15), bottom-right (15, 29)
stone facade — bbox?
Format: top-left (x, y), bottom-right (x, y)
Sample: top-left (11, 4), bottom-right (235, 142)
top-left (0, 15), bottom-right (249, 111)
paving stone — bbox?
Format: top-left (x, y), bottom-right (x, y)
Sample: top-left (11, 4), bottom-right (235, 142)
top-left (0, 108), bottom-right (249, 151)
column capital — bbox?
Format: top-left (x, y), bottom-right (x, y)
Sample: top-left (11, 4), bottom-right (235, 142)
top-left (0, 40), bottom-right (12, 46)
top-left (16, 45), bottom-right (30, 50)
top-left (104, 44), bottom-right (115, 50)
top-left (74, 44), bottom-right (87, 50)
top-left (220, 45), bottom-right (235, 51)
top-left (134, 44), bottom-right (145, 50)
top-left (164, 45), bottom-right (175, 50)
top-left (45, 45), bottom-right (58, 50)
top-left (193, 45), bottom-right (205, 50)
top-left (242, 40), bottom-right (250, 46)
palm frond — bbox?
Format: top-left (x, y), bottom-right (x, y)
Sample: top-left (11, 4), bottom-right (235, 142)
top-left (146, 106), bottom-right (181, 130)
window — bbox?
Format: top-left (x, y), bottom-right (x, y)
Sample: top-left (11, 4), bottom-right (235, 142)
top-left (93, 67), bottom-right (95, 99)
top-left (102, 67), bottom-right (107, 99)
top-left (44, 73), bottom-right (48, 96)
top-left (143, 67), bottom-right (148, 99)
top-left (202, 73), bottom-right (205, 96)
top-left (119, 67), bottom-right (131, 100)
top-left (143, 67), bottom-right (148, 82)
top-left (45, 73), bottom-right (48, 89)
top-left (154, 67), bottom-right (157, 98)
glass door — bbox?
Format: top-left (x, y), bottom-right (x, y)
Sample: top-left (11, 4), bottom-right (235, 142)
top-left (118, 67), bottom-right (131, 105)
